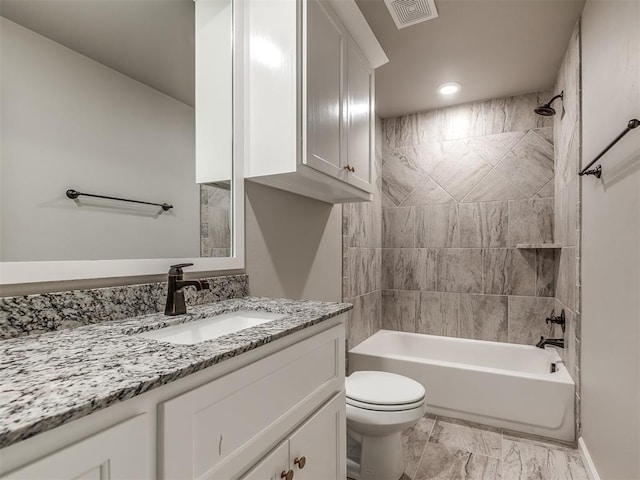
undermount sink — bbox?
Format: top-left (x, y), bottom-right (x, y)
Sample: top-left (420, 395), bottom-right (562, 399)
top-left (135, 310), bottom-right (286, 345)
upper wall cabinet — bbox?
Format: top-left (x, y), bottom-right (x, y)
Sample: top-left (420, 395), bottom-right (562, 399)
top-left (244, 0), bottom-right (387, 204)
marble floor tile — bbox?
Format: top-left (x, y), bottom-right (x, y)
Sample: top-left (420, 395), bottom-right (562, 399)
top-left (400, 416), bottom-right (589, 480)
top-left (502, 437), bottom-right (588, 480)
top-left (414, 443), bottom-right (502, 480)
top-left (402, 415), bottom-right (437, 479)
top-left (429, 418), bottom-right (502, 459)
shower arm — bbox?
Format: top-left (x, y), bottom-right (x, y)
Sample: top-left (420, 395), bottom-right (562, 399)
top-left (544, 94), bottom-right (563, 106)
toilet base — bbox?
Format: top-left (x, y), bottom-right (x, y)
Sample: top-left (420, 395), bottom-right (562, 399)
top-left (346, 431), bottom-right (405, 480)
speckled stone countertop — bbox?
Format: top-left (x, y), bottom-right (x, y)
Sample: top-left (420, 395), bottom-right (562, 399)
top-left (0, 297), bottom-right (351, 449)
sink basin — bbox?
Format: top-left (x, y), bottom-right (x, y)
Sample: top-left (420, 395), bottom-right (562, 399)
top-left (135, 310), bottom-right (286, 345)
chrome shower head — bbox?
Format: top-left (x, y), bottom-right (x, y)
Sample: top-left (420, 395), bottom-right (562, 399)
top-left (535, 92), bottom-right (564, 117)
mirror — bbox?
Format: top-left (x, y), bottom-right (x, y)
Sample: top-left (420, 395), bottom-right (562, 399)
top-left (0, 0), bottom-right (244, 283)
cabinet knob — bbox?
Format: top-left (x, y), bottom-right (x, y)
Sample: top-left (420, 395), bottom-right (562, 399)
top-left (343, 165), bottom-right (356, 173)
top-left (294, 456), bottom-right (307, 469)
top-left (281, 469), bottom-right (294, 480)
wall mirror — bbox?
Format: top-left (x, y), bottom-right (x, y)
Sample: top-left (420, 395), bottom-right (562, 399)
top-left (0, 0), bottom-right (244, 285)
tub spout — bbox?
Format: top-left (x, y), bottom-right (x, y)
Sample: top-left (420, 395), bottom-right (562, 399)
top-left (536, 336), bottom-right (564, 349)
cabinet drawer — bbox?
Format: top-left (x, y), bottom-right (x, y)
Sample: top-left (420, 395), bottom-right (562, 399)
top-left (159, 324), bottom-right (344, 479)
top-left (2, 414), bottom-right (150, 480)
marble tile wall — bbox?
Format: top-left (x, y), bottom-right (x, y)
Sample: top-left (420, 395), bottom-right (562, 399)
top-left (381, 91), bottom-right (559, 346)
top-left (0, 274), bottom-right (248, 339)
top-left (200, 184), bottom-right (231, 257)
top-left (342, 117), bottom-right (383, 351)
top-left (554, 22), bottom-right (582, 437)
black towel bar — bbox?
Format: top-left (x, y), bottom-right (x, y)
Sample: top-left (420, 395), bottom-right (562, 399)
top-left (66, 189), bottom-right (173, 211)
top-left (579, 119), bottom-right (639, 178)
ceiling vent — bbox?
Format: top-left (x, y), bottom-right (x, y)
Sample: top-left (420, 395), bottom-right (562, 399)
top-left (384, 0), bottom-right (439, 29)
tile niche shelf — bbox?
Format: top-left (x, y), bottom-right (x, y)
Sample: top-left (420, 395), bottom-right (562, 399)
top-left (516, 244), bottom-right (562, 249)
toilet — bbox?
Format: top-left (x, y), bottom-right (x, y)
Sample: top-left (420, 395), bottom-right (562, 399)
top-left (346, 371), bottom-right (426, 480)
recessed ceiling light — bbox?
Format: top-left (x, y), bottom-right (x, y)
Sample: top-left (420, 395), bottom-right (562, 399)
top-left (438, 82), bottom-right (461, 96)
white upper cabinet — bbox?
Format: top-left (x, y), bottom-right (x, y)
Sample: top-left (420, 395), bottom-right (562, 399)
top-left (304, 0), bottom-right (346, 181)
top-left (245, 0), bottom-right (387, 204)
top-left (346, 35), bottom-right (375, 193)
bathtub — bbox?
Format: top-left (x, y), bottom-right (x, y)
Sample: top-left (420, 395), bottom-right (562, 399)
top-left (349, 330), bottom-right (575, 442)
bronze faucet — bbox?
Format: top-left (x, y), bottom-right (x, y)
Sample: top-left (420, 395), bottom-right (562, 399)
top-left (164, 263), bottom-right (209, 316)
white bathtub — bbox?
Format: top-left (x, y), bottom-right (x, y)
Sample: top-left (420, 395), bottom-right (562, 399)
top-left (349, 330), bottom-right (575, 442)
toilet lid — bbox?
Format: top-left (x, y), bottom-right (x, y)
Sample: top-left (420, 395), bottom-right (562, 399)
top-left (346, 371), bottom-right (425, 405)
top-left (346, 396), bottom-right (425, 412)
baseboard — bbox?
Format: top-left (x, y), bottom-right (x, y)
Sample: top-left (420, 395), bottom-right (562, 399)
top-left (579, 437), bottom-right (601, 480)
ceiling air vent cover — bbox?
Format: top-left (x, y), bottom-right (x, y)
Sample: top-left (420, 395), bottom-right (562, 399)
top-left (384, 0), bottom-right (439, 29)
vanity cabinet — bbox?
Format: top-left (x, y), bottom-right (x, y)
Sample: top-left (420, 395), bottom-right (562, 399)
top-left (245, 0), bottom-right (384, 204)
top-left (159, 323), bottom-right (344, 479)
top-left (241, 393), bottom-right (345, 480)
top-left (0, 318), bottom-right (346, 480)
top-left (2, 415), bottom-right (150, 480)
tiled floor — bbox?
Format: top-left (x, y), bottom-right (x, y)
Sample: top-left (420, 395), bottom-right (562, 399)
top-left (400, 415), bottom-right (589, 480)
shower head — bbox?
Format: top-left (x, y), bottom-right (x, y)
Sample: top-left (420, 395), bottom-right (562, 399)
top-left (534, 104), bottom-right (557, 116)
top-left (534, 92), bottom-right (564, 116)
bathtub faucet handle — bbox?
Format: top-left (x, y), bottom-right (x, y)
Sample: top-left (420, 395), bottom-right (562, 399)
top-left (545, 309), bottom-right (566, 333)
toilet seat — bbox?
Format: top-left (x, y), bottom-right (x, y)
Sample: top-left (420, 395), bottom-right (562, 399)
top-left (346, 396), bottom-right (425, 412)
top-left (346, 371), bottom-right (425, 409)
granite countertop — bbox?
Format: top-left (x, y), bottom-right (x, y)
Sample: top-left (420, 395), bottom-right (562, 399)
top-left (0, 297), bottom-right (351, 449)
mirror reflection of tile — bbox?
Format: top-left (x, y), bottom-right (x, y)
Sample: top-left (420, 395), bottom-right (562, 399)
top-left (200, 184), bottom-right (231, 257)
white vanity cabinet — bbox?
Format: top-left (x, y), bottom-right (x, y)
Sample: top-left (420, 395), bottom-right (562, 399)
top-left (0, 318), bottom-right (346, 480)
top-left (2, 415), bottom-right (150, 480)
top-left (241, 393), bottom-right (345, 480)
top-left (245, 0), bottom-right (386, 204)
top-left (159, 323), bottom-right (344, 479)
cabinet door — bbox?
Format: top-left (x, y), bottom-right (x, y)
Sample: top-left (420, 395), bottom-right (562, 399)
top-left (305, 0), bottom-right (346, 180)
top-left (346, 37), bottom-right (374, 193)
top-left (3, 415), bottom-right (149, 480)
top-left (239, 441), bottom-right (289, 480)
top-left (288, 393), bottom-right (346, 480)
top-left (160, 325), bottom-right (343, 479)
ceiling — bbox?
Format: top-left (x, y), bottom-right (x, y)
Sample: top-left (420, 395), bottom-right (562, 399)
top-left (356, 0), bottom-right (585, 118)
top-left (0, 0), bottom-right (196, 106)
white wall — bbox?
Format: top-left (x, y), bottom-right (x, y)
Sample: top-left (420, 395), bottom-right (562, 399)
top-left (245, 182), bottom-right (342, 302)
top-left (580, 1), bottom-right (640, 478)
top-left (0, 18), bottom-right (199, 262)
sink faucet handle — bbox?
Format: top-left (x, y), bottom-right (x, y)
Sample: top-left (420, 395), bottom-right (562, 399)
top-left (168, 263), bottom-right (194, 276)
